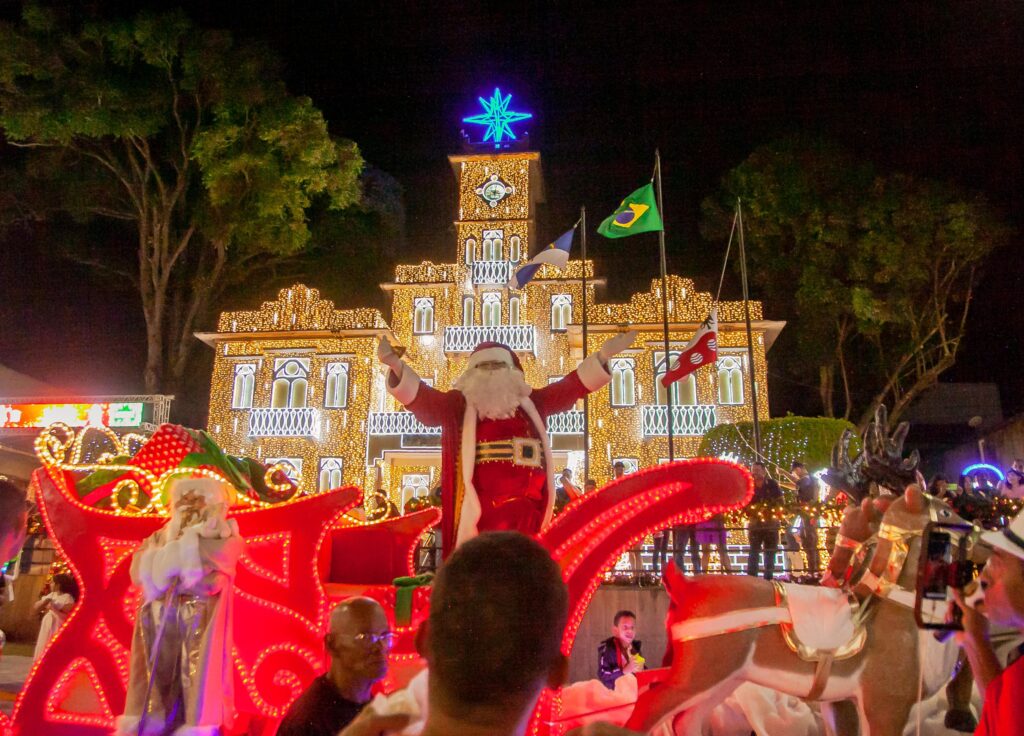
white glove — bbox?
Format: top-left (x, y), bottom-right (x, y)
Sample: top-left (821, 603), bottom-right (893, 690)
top-left (378, 337), bottom-right (404, 372)
top-left (597, 330), bottom-right (637, 363)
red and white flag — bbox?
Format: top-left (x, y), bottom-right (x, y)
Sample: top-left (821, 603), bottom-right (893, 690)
top-left (661, 309), bottom-right (718, 387)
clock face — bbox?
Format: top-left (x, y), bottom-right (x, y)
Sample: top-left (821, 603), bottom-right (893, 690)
top-left (483, 181), bottom-right (507, 201)
top-left (475, 174), bottom-right (514, 208)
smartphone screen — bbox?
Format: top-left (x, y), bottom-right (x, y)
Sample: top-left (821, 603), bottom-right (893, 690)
top-left (915, 522), bottom-right (973, 630)
top-left (922, 532), bottom-right (952, 601)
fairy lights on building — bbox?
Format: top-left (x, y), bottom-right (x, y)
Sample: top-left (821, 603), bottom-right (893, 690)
top-left (200, 144), bottom-right (783, 509)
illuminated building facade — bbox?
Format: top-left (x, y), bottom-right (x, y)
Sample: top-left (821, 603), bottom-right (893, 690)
top-left (201, 146), bottom-right (784, 511)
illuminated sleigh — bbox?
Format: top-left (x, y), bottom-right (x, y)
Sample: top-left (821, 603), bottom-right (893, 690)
top-left (8, 432), bottom-right (750, 736)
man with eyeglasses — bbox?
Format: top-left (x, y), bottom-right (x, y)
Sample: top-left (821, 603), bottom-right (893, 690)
top-left (278, 596), bottom-right (394, 736)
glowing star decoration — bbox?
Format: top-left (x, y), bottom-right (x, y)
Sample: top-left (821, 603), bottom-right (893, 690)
top-left (462, 88), bottom-right (532, 145)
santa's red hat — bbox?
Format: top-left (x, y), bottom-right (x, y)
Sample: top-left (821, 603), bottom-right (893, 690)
top-left (467, 342), bottom-right (523, 372)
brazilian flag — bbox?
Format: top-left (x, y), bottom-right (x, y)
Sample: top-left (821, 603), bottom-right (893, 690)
top-left (597, 183), bottom-right (664, 238)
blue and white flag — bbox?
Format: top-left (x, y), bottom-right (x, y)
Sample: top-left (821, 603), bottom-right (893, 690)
top-left (507, 227), bottom-right (576, 289)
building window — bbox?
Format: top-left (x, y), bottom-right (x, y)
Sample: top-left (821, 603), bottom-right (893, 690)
top-left (551, 294), bottom-right (572, 332)
top-left (271, 358), bottom-right (309, 408)
top-left (324, 363), bottom-right (349, 409)
top-left (718, 355), bottom-right (745, 405)
top-left (413, 297), bottom-right (434, 334)
top-left (462, 296), bottom-right (475, 325)
top-left (231, 364), bottom-right (256, 409)
top-left (267, 457), bottom-right (302, 484)
top-left (401, 473), bottom-right (430, 513)
top-left (482, 292), bottom-right (501, 327)
top-left (482, 229), bottom-right (503, 260)
top-left (610, 358), bottom-right (636, 407)
top-left (613, 458), bottom-right (639, 474)
top-left (676, 374), bottom-right (697, 406)
top-left (464, 237), bottom-right (476, 264)
top-left (509, 235), bottom-right (521, 262)
top-left (509, 296), bottom-right (521, 325)
top-left (319, 457), bottom-right (343, 493)
top-left (653, 352), bottom-right (682, 406)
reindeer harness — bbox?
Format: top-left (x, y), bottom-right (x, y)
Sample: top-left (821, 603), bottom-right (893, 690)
top-left (669, 518), bottom-right (928, 701)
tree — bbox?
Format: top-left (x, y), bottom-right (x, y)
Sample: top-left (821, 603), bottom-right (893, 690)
top-left (698, 416), bottom-right (859, 473)
top-left (0, 6), bottom-right (365, 393)
top-left (703, 137), bottom-right (1011, 427)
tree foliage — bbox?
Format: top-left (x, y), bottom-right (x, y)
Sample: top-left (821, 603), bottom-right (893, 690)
top-left (0, 6), bottom-right (371, 393)
top-left (698, 416), bottom-right (859, 473)
top-left (702, 137), bottom-right (1012, 427)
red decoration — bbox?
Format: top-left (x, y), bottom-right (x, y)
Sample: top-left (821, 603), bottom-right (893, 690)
top-left (13, 458), bottom-right (749, 736)
top-left (13, 467), bottom-right (437, 735)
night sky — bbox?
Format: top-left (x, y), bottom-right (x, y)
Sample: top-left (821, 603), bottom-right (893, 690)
top-left (2, 2), bottom-right (1022, 424)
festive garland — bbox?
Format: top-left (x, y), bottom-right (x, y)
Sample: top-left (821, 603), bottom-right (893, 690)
top-left (723, 500), bottom-right (847, 527)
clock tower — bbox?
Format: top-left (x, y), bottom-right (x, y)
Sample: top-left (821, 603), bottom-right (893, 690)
top-left (449, 150), bottom-right (544, 270)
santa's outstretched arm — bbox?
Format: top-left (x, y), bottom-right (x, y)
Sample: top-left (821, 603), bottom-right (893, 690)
top-left (379, 336), bottom-right (460, 425)
top-left (531, 330), bottom-right (638, 416)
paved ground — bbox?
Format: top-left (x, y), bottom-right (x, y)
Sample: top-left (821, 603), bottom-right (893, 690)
top-left (0, 644), bottom-right (33, 715)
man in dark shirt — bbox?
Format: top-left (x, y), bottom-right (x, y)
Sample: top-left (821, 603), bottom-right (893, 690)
top-left (596, 610), bottom-right (643, 689)
top-left (791, 461), bottom-right (820, 574)
top-left (278, 596), bottom-right (393, 736)
top-left (746, 462), bottom-right (783, 580)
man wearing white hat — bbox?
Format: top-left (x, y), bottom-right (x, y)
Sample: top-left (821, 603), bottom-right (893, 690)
top-left (379, 333), bottom-right (635, 557)
top-left (954, 509), bottom-right (1024, 736)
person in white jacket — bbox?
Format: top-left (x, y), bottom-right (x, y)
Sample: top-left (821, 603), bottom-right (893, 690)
top-left (32, 572), bottom-right (78, 660)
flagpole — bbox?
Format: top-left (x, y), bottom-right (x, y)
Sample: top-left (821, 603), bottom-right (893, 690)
top-left (736, 199), bottom-right (763, 458)
top-left (655, 150), bottom-right (675, 462)
top-left (580, 206), bottom-right (591, 486)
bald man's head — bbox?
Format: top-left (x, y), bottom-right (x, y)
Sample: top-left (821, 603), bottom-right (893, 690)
top-left (326, 597), bottom-right (392, 685)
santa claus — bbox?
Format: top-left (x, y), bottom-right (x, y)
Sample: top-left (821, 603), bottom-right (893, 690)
top-left (116, 476), bottom-right (244, 736)
top-left (378, 332), bottom-right (635, 556)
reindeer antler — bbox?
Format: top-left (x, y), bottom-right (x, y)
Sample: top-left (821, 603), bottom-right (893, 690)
top-left (822, 427), bottom-right (870, 501)
top-left (822, 406), bottom-right (920, 502)
top-left (860, 406), bottom-right (920, 493)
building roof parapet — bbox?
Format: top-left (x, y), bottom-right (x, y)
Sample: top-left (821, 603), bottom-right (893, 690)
top-left (588, 275), bottom-right (764, 324)
top-left (211, 285), bottom-right (389, 335)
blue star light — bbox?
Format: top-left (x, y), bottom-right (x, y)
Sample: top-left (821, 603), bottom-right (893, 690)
top-left (462, 88), bottom-right (533, 145)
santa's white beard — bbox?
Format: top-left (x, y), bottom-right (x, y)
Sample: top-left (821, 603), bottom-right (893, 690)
top-left (454, 366), bottom-right (531, 419)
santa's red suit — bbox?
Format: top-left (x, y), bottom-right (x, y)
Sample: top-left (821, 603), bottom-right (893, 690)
top-left (385, 342), bottom-right (611, 556)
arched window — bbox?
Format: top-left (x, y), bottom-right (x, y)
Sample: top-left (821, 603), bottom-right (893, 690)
top-left (231, 364), bottom-right (255, 409)
top-left (267, 457), bottom-right (302, 484)
top-left (610, 358), bottom-right (636, 407)
top-left (654, 352), bottom-right (683, 406)
top-left (551, 294), bottom-right (572, 332)
top-left (509, 296), bottom-right (521, 326)
top-left (462, 296), bottom-right (475, 325)
top-left (400, 473), bottom-right (430, 514)
top-left (272, 359), bottom-right (309, 408)
top-left (509, 235), bottom-right (521, 262)
top-left (464, 237), bottom-right (476, 264)
top-left (413, 297), bottom-right (434, 334)
top-left (324, 363), bottom-right (349, 408)
top-left (718, 355), bottom-right (745, 405)
top-left (613, 458), bottom-right (639, 474)
top-left (318, 458), bottom-right (343, 493)
top-left (676, 374), bottom-right (698, 406)
top-left (482, 292), bottom-right (501, 326)
top-left (482, 229), bottom-right (503, 260)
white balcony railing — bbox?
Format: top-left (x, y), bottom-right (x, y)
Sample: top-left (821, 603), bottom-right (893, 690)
top-left (248, 408), bottom-right (321, 438)
top-left (367, 411), bottom-right (441, 436)
top-left (547, 410), bottom-right (584, 435)
top-left (443, 325), bottom-right (536, 353)
top-left (640, 405), bottom-right (717, 437)
top-left (471, 260), bottom-right (512, 285)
